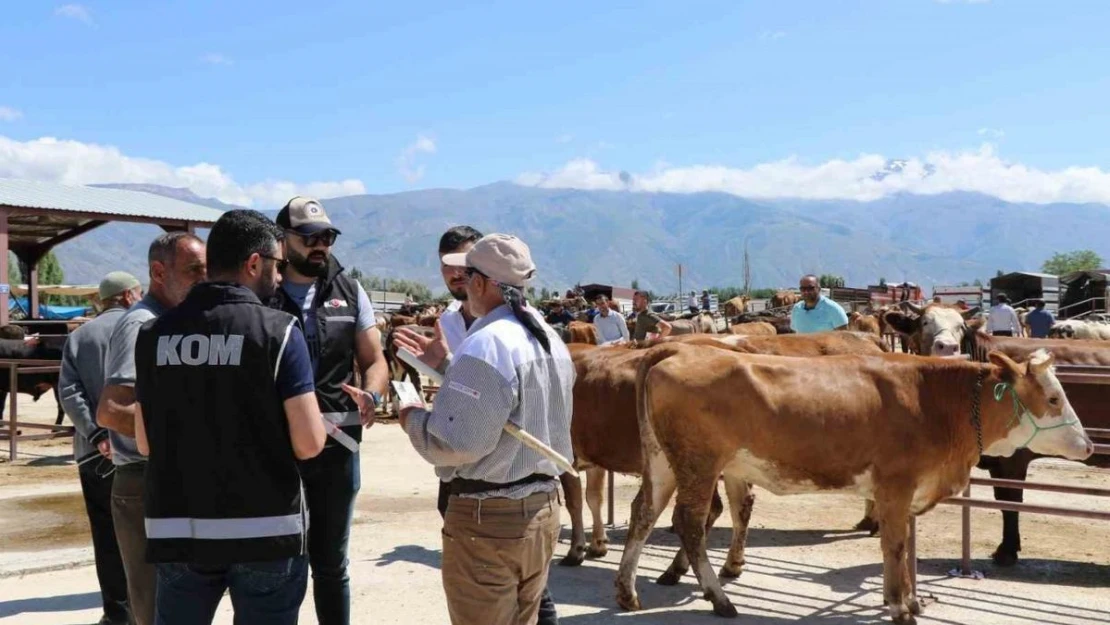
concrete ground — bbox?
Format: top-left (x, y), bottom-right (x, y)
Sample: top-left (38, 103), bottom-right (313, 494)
top-left (1, 396), bottom-right (1108, 625)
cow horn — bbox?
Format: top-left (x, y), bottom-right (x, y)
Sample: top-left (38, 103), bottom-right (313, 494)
top-left (900, 301), bottom-right (924, 316)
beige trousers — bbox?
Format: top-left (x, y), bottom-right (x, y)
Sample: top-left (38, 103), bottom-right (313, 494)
top-left (441, 490), bottom-right (561, 625)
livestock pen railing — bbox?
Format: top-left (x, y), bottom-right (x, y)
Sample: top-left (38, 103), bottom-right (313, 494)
top-left (0, 359), bottom-right (69, 461)
top-left (909, 363), bottom-right (1110, 593)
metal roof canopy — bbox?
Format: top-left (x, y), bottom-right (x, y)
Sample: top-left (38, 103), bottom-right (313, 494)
top-left (0, 178), bottom-right (223, 325)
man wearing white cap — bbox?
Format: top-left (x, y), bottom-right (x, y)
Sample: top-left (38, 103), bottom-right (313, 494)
top-left (59, 271), bottom-right (143, 625)
top-left (395, 234), bottom-right (574, 625)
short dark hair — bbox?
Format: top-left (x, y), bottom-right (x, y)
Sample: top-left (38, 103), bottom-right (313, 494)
top-left (996, 293), bottom-right (1010, 304)
top-left (148, 231), bottom-right (203, 267)
top-left (636, 290), bottom-right (651, 300)
top-left (206, 210), bottom-right (284, 277)
top-left (438, 225), bottom-right (483, 255)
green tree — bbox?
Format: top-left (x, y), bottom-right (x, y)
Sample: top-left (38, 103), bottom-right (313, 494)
top-left (818, 274), bottom-right (845, 288)
top-left (347, 268), bottom-right (434, 303)
top-left (539, 287), bottom-right (552, 302)
top-left (1041, 250), bottom-right (1103, 276)
top-left (630, 278), bottom-right (640, 290)
top-left (972, 278), bottom-right (983, 287)
top-left (7, 252), bottom-right (20, 284)
top-left (878, 277), bottom-right (887, 287)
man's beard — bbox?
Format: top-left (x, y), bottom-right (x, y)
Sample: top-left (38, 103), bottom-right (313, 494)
top-left (288, 248), bottom-right (329, 278)
top-left (449, 285), bottom-right (468, 301)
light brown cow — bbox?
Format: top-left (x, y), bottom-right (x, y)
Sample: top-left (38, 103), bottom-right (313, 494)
top-left (616, 344), bottom-right (1092, 621)
top-left (727, 321), bottom-right (776, 336)
top-left (721, 296), bottom-right (748, 318)
top-left (668, 313), bottom-right (716, 336)
top-left (563, 331), bottom-right (888, 567)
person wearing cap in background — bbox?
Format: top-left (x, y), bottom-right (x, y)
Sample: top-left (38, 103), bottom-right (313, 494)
top-left (97, 233), bottom-right (207, 625)
top-left (269, 196), bottom-right (389, 625)
top-left (58, 271), bottom-right (143, 625)
top-left (394, 234), bottom-right (574, 625)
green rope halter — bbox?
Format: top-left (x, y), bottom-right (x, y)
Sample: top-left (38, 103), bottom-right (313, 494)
top-left (993, 382), bottom-right (1079, 450)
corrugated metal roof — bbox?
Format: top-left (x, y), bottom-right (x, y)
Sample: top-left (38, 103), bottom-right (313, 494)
top-left (0, 178), bottom-right (224, 224)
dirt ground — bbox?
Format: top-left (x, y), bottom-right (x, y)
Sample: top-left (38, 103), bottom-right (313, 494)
top-left (1, 396), bottom-right (1108, 625)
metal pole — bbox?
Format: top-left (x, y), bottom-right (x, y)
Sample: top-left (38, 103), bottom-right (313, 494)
top-left (9, 364), bottom-right (17, 461)
top-left (908, 516), bottom-right (917, 595)
top-left (961, 485), bottom-right (972, 575)
top-left (607, 470), bottom-right (615, 527)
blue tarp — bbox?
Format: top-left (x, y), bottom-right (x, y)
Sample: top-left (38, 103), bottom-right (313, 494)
top-left (8, 297), bottom-right (90, 320)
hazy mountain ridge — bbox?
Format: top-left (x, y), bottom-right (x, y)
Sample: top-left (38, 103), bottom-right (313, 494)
top-left (52, 183), bottom-right (1110, 293)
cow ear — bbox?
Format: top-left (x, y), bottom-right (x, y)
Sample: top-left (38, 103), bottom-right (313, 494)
top-left (883, 311), bottom-right (918, 335)
top-left (966, 317), bottom-right (986, 331)
top-left (961, 307), bottom-right (981, 320)
top-left (987, 350), bottom-right (1023, 383)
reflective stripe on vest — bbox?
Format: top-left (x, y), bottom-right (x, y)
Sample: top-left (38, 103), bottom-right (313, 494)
top-left (145, 514), bottom-right (304, 540)
top-left (322, 411), bottom-right (361, 428)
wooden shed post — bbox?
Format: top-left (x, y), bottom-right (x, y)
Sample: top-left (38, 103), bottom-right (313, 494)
top-left (0, 208), bottom-right (8, 327)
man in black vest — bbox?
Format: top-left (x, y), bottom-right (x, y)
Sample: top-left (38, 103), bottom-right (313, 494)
top-left (134, 209), bottom-right (326, 625)
top-left (270, 196), bottom-right (389, 625)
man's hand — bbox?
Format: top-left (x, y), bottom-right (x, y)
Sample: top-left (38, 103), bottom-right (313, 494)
top-left (394, 320), bottom-right (449, 372)
top-left (96, 438), bottom-right (111, 459)
top-left (341, 383), bottom-right (378, 429)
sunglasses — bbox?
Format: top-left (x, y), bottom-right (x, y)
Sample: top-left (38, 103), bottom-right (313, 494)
top-left (290, 230), bottom-right (338, 248)
top-left (800, 286), bottom-right (818, 292)
top-left (260, 254), bottom-right (289, 272)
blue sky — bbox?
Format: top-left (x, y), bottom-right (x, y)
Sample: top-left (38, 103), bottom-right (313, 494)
top-left (3, 0), bottom-right (1110, 206)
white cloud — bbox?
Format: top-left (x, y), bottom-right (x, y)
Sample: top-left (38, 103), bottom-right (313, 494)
top-left (54, 4), bottom-right (93, 24)
top-left (0, 135), bottom-right (366, 207)
top-left (516, 144), bottom-right (1110, 205)
top-left (200, 53), bottom-right (233, 66)
top-left (396, 134), bottom-right (437, 184)
top-left (0, 107), bottom-right (22, 122)
top-left (759, 30), bottom-right (787, 40)
top-left (977, 127), bottom-right (1005, 140)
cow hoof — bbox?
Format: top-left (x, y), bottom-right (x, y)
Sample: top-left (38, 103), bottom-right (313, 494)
top-left (616, 589), bottom-right (641, 611)
top-left (719, 563), bottom-right (744, 579)
top-left (854, 517), bottom-right (880, 534)
top-left (991, 548), bottom-right (1018, 567)
top-left (586, 542), bottom-right (609, 559)
top-left (559, 548), bottom-right (585, 567)
top-left (710, 599), bottom-right (738, 618)
top-left (909, 597), bottom-right (923, 616)
top-left (655, 568), bottom-right (683, 586)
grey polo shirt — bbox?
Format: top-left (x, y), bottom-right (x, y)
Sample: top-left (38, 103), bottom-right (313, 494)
top-left (103, 294), bottom-right (164, 466)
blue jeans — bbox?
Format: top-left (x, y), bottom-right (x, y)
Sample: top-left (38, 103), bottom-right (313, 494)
top-left (300, 445), bottom-right (360, 625)
top-left (154, 557), bottom-right (307, 625)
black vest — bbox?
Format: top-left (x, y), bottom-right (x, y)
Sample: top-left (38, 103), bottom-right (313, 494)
top-left (269, 257), bottom-right (363, 445)
top-left (137, 283), bottom-right (306, 564)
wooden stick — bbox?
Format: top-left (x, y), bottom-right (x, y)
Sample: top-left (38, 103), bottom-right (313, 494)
top-left (398, 348), bottom-right (578, 477)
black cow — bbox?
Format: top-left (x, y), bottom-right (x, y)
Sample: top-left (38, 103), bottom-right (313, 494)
top-left (0, 323), bottom-right (68, 426)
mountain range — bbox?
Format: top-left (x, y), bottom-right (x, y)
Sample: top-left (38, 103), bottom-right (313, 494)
top-left (48, 183), bottom-right (1110, 295)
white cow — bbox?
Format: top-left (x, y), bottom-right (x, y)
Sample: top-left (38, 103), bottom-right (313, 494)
top-left (1049, 319), bottom-right (1110, 340)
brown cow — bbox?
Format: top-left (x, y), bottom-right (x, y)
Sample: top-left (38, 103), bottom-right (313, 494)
top-left (562, 320), bottom-right (600, 344)
top-left (728, 321), bottom-right (776, 336)
top-left (848, 311), bottom-right (881, 335)
top-left (562, 331), bottom-right (888, 567)
top-left (883, 308), bottom-right (1110, 564)
top-left (668, 313), bottom-right (716, 336)
top-left (770, 290), bottom-right (800, 309)
top-left (616, 344), bottom-right (1093, 621)
top-left (390, 314), bottom-right (417, 328)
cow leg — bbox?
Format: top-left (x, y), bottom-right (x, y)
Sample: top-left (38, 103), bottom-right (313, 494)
top-left (876, 495), bottom-right (920, 623)
top-left (559, 472), bottom-right (587, 566)
top-left (989, 460), bottom-right (1029, 567)
top-left (615, 450), bottom-right (676, 612)
top-left (53, 386), bottom-right (64, 426)
top-left (583, 467), bottom-right (609, 559)
top-left (657, 482), bottom-right (725, 586)
top-left (854, 499), bottom-right (881, 535)
top-left (719, 477), bottom-right (755, 579)
top-left (673, 476), bottom-right (737, 618)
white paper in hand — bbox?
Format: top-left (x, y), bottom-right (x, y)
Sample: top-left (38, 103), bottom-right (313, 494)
top-left (392, 380), bottom-right (425, 410)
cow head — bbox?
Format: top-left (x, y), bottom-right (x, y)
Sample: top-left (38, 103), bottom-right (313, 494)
top-left (1047, 322), bottom-right (1075, 339)
top-left (883, 303), bottom-right (981, 356)
top-left (985, 349), bottom-right (1094, 461)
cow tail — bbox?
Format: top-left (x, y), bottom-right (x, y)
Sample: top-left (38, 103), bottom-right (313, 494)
top-left (635, 344), bottom-right (684, 475)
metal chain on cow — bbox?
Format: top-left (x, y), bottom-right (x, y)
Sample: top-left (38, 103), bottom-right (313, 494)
top-left (970, 369), bottom-right (985, 455)
top-left (993, 382), bottom-right (1080, 449)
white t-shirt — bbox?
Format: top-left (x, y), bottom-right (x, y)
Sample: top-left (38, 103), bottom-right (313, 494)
top-left (440, 300), bottom-right (469, 352)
